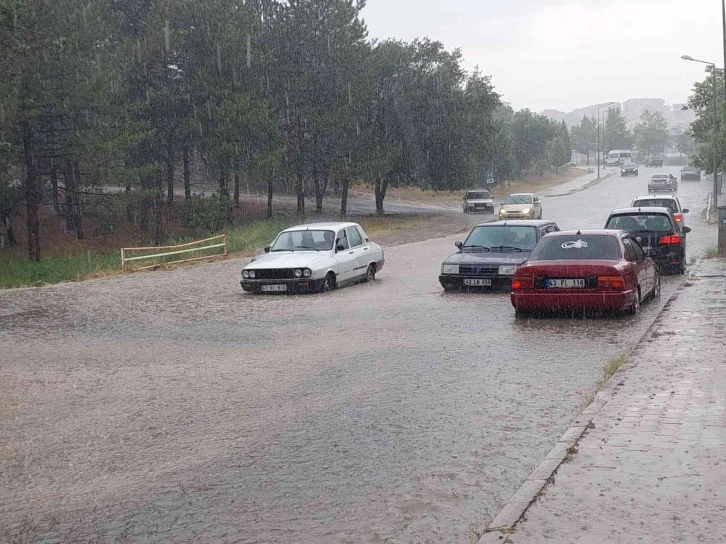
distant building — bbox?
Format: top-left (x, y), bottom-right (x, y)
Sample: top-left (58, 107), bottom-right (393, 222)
top-left (621, 98), bottom-right (666, 122)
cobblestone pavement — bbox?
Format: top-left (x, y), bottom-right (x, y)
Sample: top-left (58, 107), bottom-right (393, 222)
top-left (509, 259), bottom-right (726, 544)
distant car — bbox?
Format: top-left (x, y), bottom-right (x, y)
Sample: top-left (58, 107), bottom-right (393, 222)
top-left (620, 162), bottom-right (639, 177)
top-left (681, 166), bottom-right (701, 181)
top-left (498, 193), bottom-right (542, 220)
top-left (648, 173), bottom-right (678, 192)
top-left (511, 230), bottom-right (660, 317)
top-left (646, 157), bottom-right (664, 167)
top-left (439, 220), bottom-right (560, 292)
top-left (462, 190), bottom-right (494, 214)
top-left (240, 222), bottom-right (384, 294)
top-left (631, 195), bottom-right (689, 226)
top-left (605, 207), bottom-right (690, 274)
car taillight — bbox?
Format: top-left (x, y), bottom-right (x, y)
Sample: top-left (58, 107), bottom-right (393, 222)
top-left (659, 234), bottom-right (681, 245)
top-left (512, 277), bottom-right (533, 290)
top-left (597, 276), bottom-right (625, 290)
top-left (673, 214), bottom-right (683, 223)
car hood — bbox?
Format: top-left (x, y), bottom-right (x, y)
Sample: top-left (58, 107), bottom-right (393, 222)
top-left (622, 165), bottom-right (637, 169)
top-left (245, 252), bottom-right (326, 269)
top-left (500, 203), bottom-right (533, 212)
top-left (445, 251), bottom-right (530, 266)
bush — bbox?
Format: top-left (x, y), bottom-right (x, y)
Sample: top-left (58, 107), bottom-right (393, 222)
top-left (181, 194), bottom-right (234, 236)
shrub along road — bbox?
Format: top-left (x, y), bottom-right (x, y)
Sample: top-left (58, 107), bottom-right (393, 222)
top-left (0, 167), bottom-right (716, 542)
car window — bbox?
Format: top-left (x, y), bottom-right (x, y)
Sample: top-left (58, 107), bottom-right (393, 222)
top-left (466, 191), bottom-right (491, 199)
top-left (346, 227), bottom-right (363, 248)
top-left (630, 238), bottom-right (646, 260)
top-left (632, 199), bottom-right (678, 212)
top-left (336, 229), bottom-right (349, 250)
top-left (463, 225), bottom-right (538, 250)
top-left (622, 238), bottom-right (638, 262)
top-left (503, 194), bottom-right (533, 205)
top-left (606, 213), bottom-right (674, 233)
top-left (356, 226), bottom-right (369, 243)
top-left (272, 230), bottom-right (335, 251)
top-left (529, 235), bottom-right (622, 261)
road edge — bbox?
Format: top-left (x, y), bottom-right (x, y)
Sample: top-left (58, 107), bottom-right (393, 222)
top-left (476, 281), bottom-right (687, 544)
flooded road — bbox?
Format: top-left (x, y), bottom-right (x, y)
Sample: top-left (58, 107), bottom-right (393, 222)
top-left (0, 168), bottom-right (716, 543)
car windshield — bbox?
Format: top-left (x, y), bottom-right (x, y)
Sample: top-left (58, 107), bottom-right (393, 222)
top-left (623, 162), bottom-right (636, 167)
top-left (466, 191), bottom-right (491, 199)
top-left (632, 199), bottom-right (678, 212)
top-left (503, 195), bottom-right (533, 205)
top-left (606, 214), bottom-right (674, 232)
top-left (529, 235), bottom-right (622, 261)
top-left (652, 175), bottom-right (670, 179)
top-left (271, 230), bottom-right (334, 251)
top-left (463, 225), bottom-right (538, 251)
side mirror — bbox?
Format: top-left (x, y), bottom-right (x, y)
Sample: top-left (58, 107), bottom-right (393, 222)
top-left (455, 241), bottom-right (463, 249)
top-left (264, 245), bottom-right (271, 253)
top-left (682, 226), bottom-right (692, 234)
top-left (683, 208), bottom-right (690, 214)
top-left (336, 243), bottom-right (345, 252)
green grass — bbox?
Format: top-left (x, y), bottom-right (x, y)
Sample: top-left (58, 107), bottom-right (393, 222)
top-left (0, 214), bottom-right (427, 289)
top-left (578, 354), bottom-right (628, 413)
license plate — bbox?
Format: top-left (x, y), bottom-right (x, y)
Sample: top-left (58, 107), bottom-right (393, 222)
top-left (546, 278), bottom-right (585, 288)
top-left (262, 284), bottom-right (287, 292)
top-left (464, 278), bottom-right (492, 286)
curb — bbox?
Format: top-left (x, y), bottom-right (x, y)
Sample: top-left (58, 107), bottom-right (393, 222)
top-left (544, 171), bottom-right (614, 199)
top-left (477, 283), bottom-right (686, 544)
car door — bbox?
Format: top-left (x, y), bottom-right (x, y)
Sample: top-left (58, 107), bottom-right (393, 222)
top-left (345, 226), bottom-right (367, 278)
top-left (533, 196), bottom-right (542, 217)
top-left (334, 229), bottom-right (356, 283)
top-left (624, 237), bottom-right (651, 296)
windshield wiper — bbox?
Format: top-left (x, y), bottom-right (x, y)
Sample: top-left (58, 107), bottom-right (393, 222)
top-left (463, 245), bottom-right (491, 251)
top-left (490, 245), bottom-right (524, 252)
top-left (294, 245), bottom-right (320, 251)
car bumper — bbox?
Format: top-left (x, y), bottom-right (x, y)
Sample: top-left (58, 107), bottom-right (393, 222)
top-left (621, 170), bottom-right (638, 176)
top-left (681, 175), bottom-right (700, 181)
top-left (648, 184), bottom-right (675, 192)
top-left (240, 277), bottom-right (326, 294)
top-left (439, 275), bottom-right (514, 291)
top-left (499, 212), bottom-right (535, 220)
top-left (465, 205), bottom-right (494, 213)
top-left (511, 289), bottom-right (636, 311)
top-left (375, 259), bottom-right (385, 272)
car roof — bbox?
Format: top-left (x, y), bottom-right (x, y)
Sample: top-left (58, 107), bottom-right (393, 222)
top-left (650, 173), bottom-right (671, 177)
top-left (476, 220), bottom-right (554, 227)
top-left (282, 222), bottom-right (359, 232)
top-left (545, 229), bottom-right (622, 237)
top-left (682, 166), bottom-right (698, 169)
top-left (632, 194), bottom-right (678, 201)
top-left (609, 207), bottom-right (673, 215)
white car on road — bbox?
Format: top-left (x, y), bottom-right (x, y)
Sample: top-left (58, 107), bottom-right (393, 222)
top-left (240, 222), bottom-right (385, 294)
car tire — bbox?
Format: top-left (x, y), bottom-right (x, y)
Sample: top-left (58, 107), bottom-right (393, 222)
top-left (651, 272), bottom-right (661, 300)
top-left (321, 273), bottom-right (336, 293)
top-left (365, 264), bottom-right (376, 283)
top-left (679, 258), bottom-right (687, 275)
top-left (627, 288), bottom-right (641, 316)
top-left (514, 309), bottom-right (529, 318)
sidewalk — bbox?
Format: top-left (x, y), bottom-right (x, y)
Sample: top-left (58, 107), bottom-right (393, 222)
top-left (483, 259), bottom-right (726, 544)
top-left (541, 167), bottom-right (616, 198)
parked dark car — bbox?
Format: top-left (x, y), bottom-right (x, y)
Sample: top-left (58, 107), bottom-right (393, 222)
top-left (620, 162), bottom-right (639, 176)
top-left (648, 173), bottom-right (678, 192)
top-left (681, 166), bottom-right (701, 181)
top-left (645, 157), bottom-right (663, 167)
top-left (439, 220), bottom-right (560, 292)
top-left (605, 207), bottom-right (690, 274)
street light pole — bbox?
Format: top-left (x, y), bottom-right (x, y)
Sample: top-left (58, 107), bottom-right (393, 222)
top-left (682, 55), bottom-right (719, 212)
top-left (597, 102), bottom-right (615, 179)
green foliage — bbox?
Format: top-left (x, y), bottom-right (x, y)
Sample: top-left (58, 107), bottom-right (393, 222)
top-left (570, 115), bottom-right (597, 160)
top-left (604, 108), bottom-right (633, 152)
top-left (687, 66), bottom-right (726, 174)
top-left (633, 110), bottom-right (670, 156)
top-left (181, 194), bottom-right (234, 236)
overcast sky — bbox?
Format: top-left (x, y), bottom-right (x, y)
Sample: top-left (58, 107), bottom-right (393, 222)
top-left (361, 0), bottom-right (725, 112)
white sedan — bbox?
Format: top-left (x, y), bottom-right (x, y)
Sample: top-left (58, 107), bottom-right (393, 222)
top-left (240, 222), bottom-right (385, 294)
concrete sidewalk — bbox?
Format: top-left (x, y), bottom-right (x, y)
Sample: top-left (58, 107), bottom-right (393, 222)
top-left (482, 259), bottom-right (726, 544)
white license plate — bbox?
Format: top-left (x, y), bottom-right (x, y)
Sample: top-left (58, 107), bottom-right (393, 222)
top-left (546, 278), bottom-right (585, 288)
top-left (262, 284), bottom-right (288, 292)
top-left (464, 278), bottom-right (492, 286)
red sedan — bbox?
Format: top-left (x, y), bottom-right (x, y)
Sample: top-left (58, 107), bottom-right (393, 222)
top-left (511, 230), bottom-right (660, 317)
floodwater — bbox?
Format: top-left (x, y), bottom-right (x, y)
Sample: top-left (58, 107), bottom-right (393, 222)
top-left (0, 167), bottom-right (716, 542)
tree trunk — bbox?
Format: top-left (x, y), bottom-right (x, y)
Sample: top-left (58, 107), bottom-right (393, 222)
top-left (153, 171), bottom-right (164, 245)
top-left (233, 169), bottom-right (241, 208)
top-left (340, 156), bottom-right (350, 216)
top-left (72, 161), bottom-right (84, 239)
top-left (63, 161), bottom-right (75, 232)
top-left (50, 162), bottom-right (61, 216)
top-left (267, 178), bottom-right (274, 218)
top-left (5, 217), bottom-right (16, 246)
top-left (183, 146), bottom-right (191, 200)
top-left (219, 168), bottom-right (228, 196)
top-left (166, 147), bottom-right (175, 205)
top-left (126, 180), bottom-right (133, 222)
top-left (313, 163), bottom-right (324, 213)
top-left (23, 121), bottom-right (41, 261)
top-left (374, 174), bottom-right (389, 215)
top-left (296, 163), bottom-right (305, 215)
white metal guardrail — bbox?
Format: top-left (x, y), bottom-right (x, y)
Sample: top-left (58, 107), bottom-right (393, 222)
top-left (121, 234), bottom-right (228, 270)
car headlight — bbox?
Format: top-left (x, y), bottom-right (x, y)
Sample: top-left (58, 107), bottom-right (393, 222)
top-left (442, 264), bottom-right (459, 275)
top-left (498, 265), bottom-right (518, 276)
top-left (242, 270), bottom-right (249, 279)
top-left (303, 268), bottom-right (312, 278)
top-left (248, 270), bottom-right (255, 279)
top-left (522, 208), bottom-right (531, 214)
top-left (294, 269), bottom-right (303, 278)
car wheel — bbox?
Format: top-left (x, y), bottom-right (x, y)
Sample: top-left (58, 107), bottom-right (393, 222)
top-left (365, 264), bottom-right (376, 283)
top-left (651, 272), bottom-right (661, 300)
top-left (679, 258), bottom-right (687, 275)
top-left (627, 289), bottom-right (641, 316)
top-left (321, 273), bottom-right (336, 293)
top-left (514, 309), bottom-right (529, 319)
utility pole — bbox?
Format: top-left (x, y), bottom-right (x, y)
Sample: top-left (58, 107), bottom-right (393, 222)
top-left (596, 102), bottom-right (615, 179)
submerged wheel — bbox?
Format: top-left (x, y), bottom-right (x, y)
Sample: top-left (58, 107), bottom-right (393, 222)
top-left (321, 273), bottom-right (336, 293)
top-left (651, 273), bottom-right (661, 300)
top-left (627, 289), bottom-right (641, 316)
top-left (365, 264), bottom-right (376, 283)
